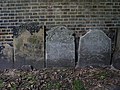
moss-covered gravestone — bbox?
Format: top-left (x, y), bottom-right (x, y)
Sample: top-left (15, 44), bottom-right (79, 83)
top-left (77, 30), bottom-right (111, 68)
top-left (46, 26), bottom-right (75, 67)
top-left (13, 26), bottom-right (45, 69)
top-left (0, 43), bottom-right (13, 69)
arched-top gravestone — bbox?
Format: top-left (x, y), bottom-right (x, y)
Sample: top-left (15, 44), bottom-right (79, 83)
top-left (46, 26), bottom-right (75, 67)
top-left (13, 24), bottom-right (45, 69)
top-left (77, 30), bottom-right (111, 68)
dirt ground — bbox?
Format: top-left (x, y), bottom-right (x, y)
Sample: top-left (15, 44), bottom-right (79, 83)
top-left (0, 67), bottom-right (120, 90)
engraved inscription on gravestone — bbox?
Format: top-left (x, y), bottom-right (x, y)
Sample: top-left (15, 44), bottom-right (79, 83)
top-left (77, 30), bottom-right (111, 68)
top-left (46, 26), bottom-right (75, 67)
top-left (13, 25), bottom-right (45, 69)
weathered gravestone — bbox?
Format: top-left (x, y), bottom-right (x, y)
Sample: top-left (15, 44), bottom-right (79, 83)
top-left (112, 51), bottom-right (120, 70)
top-left (46, 26), bottom-right (75, 67)
top-left (13, 26), bottom-right (45, 69)
top-left (77, 30), bottom-right (111, 68)
top-left (112, 30), bottom-right (120, 69)
top-left (0, 43), bottom-right (13, 69)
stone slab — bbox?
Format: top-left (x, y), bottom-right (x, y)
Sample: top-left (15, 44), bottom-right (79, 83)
top-left (77, 30), bottom-right (111, 68)
top-left (112, 30), bottom-right (120, 70)
top-left (46, 26), bottom-right (75, 67)
top-left (112, 50), bottom-right (120, 70)
top-left (14, 27), bottom-right (45, 69)
top-left (0, 43), bottom-right (13, 69)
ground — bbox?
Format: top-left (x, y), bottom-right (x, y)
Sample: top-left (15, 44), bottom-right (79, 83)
top-left (0, 67), bottom-right (120, 90)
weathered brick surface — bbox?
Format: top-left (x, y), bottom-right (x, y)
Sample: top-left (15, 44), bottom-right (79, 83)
top-left (0, 0), bottom-right (120, 42)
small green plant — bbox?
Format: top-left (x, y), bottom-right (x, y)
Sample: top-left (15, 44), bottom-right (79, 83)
top-left (26, 74), bottom-right (37, 84)
top-left (97, 71), bottom-right (109, 80)
top-left (54, 82), bottom-right (61, 89)
top-left (11, 82), bottom-right (17, 90)
top-left (19, 74), bottom-right (37, 89)
top-left (0, 80), bottom-right (4, 88)
top-left (73, 80), bottom-right (86, 90)
top-left (46, 82), bottom-right (61, 90)
top-left (46, 83), bottom-right (52, 90)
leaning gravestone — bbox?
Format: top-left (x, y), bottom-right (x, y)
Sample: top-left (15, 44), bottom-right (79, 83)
top-left (77, 30), bottom-right (111, 68)
top-left (46, 26), bottom-right (75, 67)
top-left (13, 26), bottom-right (45, 69)
top-left (0, 43), bottom-right (13, 69)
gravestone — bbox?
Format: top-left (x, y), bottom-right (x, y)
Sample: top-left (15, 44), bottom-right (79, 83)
top-left (46, 26), bottom-right (75, 67)
top-left (116, 30), bottom-right (120, 49)
top-left (0, 43), bottom-right (13, 69)
top-left (112, 50), bottom-right (120, 70)
top-left (112, 30), bottom-right (120, 69)
top-left (77, 30), bottom-right (111, 68)
top-left (13, 26), bottom-right (45, 69)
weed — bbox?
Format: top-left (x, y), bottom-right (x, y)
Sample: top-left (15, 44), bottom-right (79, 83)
top-left (11, 82), bottom-right (17, 90)
top-left (73, 80), bottom-right (86, 90)
top-left (97, 71), bottom-right (109, 80)
top-left (46, 82), bottom-right (52, 90)
top-left (54, 82), bottom-right (61, 89)
top-left (0, 80), bottom-right (4, 88)
top-left (46, 82), bottom-right (61, 90)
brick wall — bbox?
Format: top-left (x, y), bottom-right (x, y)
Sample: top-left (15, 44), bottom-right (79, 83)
top-left (0, 0), bottom-right (120, 43)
